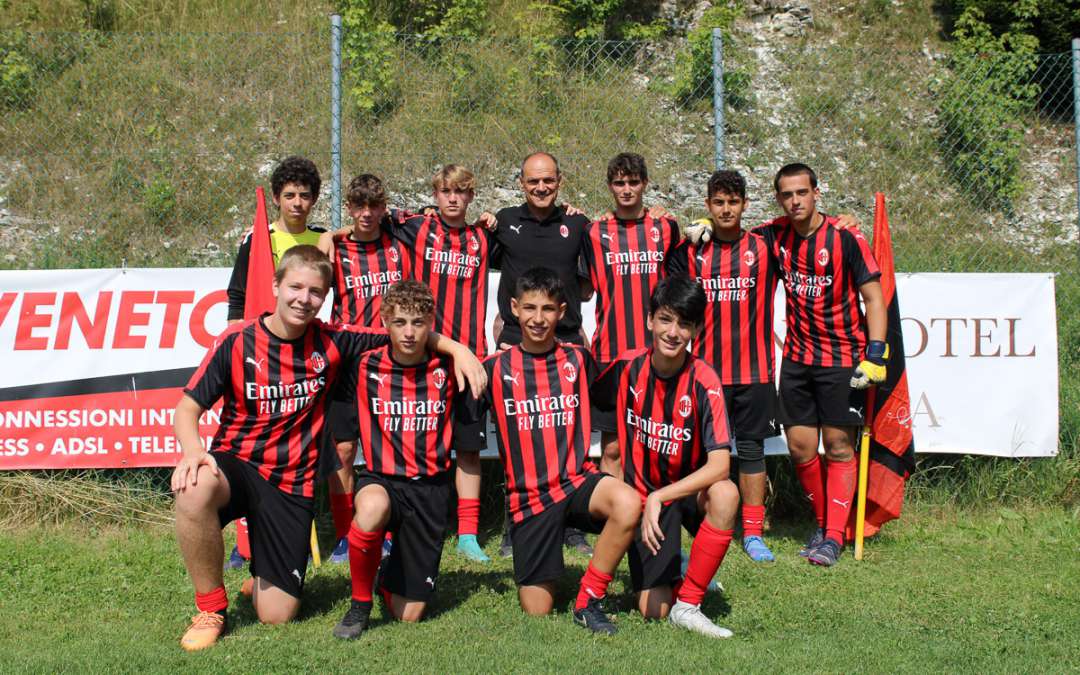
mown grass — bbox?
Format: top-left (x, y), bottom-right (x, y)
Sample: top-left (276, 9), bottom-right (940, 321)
top-left (0, 500), bottom-right (1076, 672)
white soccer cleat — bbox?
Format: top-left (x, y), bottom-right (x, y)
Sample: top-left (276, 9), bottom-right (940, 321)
top-left (669, 600), bottom-right (733, 639)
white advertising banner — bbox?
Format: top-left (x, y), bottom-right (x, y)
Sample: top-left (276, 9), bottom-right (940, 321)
top-left (0, 268), bottom-right (1059, 469)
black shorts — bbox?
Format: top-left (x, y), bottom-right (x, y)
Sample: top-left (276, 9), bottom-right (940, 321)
top-left (778, 358), bottom-right (867, 427)
top-left (214, 452), bottom-right (314, 599)
top-left (509, 472), bottom-right (607, 586)
top-left (592, 361), bottom-right (617, 434)
top-left (723, 383), bottom-right (780, 440)
top-left (628, 496), bottom-right (704, 592)
top-left (452, 412), bottom-right (487, 453)
top-left (329, 399), bottom-right (359, 444)
top-left (355, 470), bottom-right (451, 602)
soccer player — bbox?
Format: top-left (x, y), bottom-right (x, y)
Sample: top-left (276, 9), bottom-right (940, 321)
top-left (333, 280), bottom-right (470, 638)
top-left (593, 275), bottom-right (739, 638)
top-left (317, 174), bottom-right (412, 564)
top-left (461, 267), bottom-right (642, 634)
top-left (222, 155), bottom-right (326, 570)
top-left (579, 153), bottom-right (681, 478)
top-left (754, 163), bottom-right (887, 566)
top-left (666, 170), bottom-right (781, 563)
top-left (171, 246), bottom-right (484, 651)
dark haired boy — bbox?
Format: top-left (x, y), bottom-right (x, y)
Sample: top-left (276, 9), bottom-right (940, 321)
top-left (461, 267), bottom-right (642, 634)
top-left (171, 247), bottom-right (484, 651)
top-left (333, 280), bottom-right (472, 639)
top-left (317, 174), bottom-right (413, 564)
top-left (592, 275), bottom-right (738, 638)
top-left (579, 152), bottom-right (681, 479)
top-left (666, 169), bottom-right (781, 563)
top-left (755, 163), bottom-right (887, 566)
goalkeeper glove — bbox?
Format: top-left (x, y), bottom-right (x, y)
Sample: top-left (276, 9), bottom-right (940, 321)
top-left (684, 218), bottom-right (713, 245)
top-left (850, 340), bottom-right (889, 389)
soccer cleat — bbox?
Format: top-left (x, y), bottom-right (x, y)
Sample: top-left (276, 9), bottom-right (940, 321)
top-left (680, 551), bottom-right (723, 592)
top-left (742, 536), bottom-right (776, 562)
top-left (668, 600), bottom-right (733, 639)
top-left (329, 537), bottom-right (349, 564)
top-left (239, 577), bottom-right (254, 598)
top-left (807, 539), bottom-right (842, 567)
top-left (799, 528), bottom-right (825, 558)
top-left (180, 611), bottom-right (227, 651)
top-left (224, 546), bottom-right (246, 570)
top-left (499, 529), bottom-right (513, 559)
top-left (333, 600), bottom-right (373, 640)
top-left (572, 597), bottom-right (617, 636)
top-left (564, 528), bottom-right (594, 556)
top-left (381, 536), bottom-right (393, 560)
top-left (456, 534), bottom-right (491, 562)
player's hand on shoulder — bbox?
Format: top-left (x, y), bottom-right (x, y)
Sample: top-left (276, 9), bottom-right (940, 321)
top-left (562, 203), bottom-right (585, 217)
top-left (452, 349), bottom-right (488, 398)
top-left (834, 213), bottom-right (862, 231)
top-left (684, 218), bottom-right (713, 245)
top-left (170, 452), bottom-right (219, 494)
top-left (641, 492), bottom-right (665, 555)
top-left (646, 205), bottom-right (672, 220)
top-left (474, 211), bottom-right (497, 231)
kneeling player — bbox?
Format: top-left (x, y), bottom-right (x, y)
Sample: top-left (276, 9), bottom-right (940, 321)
top-left (593, 275), bottom-right (739, 638)
top-left (171, 246), bottom-right (484, 651)
top-left (334, 280), bottom-right (469, 638)
top-left (462, 267), bottom-right (642, 634)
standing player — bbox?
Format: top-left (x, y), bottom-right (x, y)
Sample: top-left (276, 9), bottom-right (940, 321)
top-left (171, 246), bottom-right (484, 651)
top-left (593, 276), bottom-right (739, 638)
top-left (222, 155), bottom-right (326, 570)
top-left (333, 280), bottom-right (469, 638)
top-left (461, 267), bottom-right (642, 634)
top-left (317, 174), bottom-right (412, 564)
top-left (579, 153), bottom-right (681, 477)
top-left (755, 163), bottom-right (887, 566)
top-left (667, 170), bottom-right (780, 562)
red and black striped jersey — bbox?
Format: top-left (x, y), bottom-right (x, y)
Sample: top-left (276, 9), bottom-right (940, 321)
top-left (390, 214), bottom-right (497, 358)
top-left (464, 343), bottom-right (598, 523)
top-left (578, 215), bottom-right (680, 364)
top-left (666, 232), bottom-right (779, 384)
top-left (330, 230), bottom-right (411, 328)
top-left (183, 316), bottom-right (389, 498)
top-left (753, 216), bottom-right (881, 367)
top-left (348, 346), bottom-right (459, 478)
top-left (593, 349), bottom-right (731, 501)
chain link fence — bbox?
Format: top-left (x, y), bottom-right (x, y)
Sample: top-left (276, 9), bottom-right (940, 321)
top-left (1, 27), bottom-right (1076, 453)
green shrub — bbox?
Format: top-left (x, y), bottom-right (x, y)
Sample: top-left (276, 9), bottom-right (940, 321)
top-left (0, 31), bottom-right (33, 109)
top-left (671, 2), bottom-right (749, 109)
top-left (142, 175), bottom-right (176, 227)
top-left (337, 0), bottom-right (399, 117)
top-left (936, 2), bottom-right (1039, 211)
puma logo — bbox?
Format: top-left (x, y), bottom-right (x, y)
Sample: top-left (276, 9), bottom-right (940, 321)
top-left (832, 498), bottom-right (851, 509)
top-left (707, 388), bottom-right (723, 398)
top-left (849, 406), bottom-right (863, 417)
top-left (601, 233), bottom-right (613, 240)
top-left (428, 232), bottom-right (442, 244)
top-left (369, 373), bottom-right (387, 386)
top-left (509, 224), bottom-right (522, 234)
top-left (291, 569), bottom-right (302, 584)
top-left (629, 386), bottom-right (642, 402)
top-left (426, 576), bottom-right (435, 588)
top-left (696, 255), bottom-right (707, 265)
top-left (502, 373), bottom-right (519, 386)
top-left (245, 357), bottom-right (264, 373)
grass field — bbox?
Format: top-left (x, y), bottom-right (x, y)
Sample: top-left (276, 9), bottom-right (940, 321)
top-left (2, 501), bottom-right (1077, 672)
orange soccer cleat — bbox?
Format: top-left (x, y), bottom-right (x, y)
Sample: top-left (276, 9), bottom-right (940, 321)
top-left (180, 611), bottom-right (226, 652)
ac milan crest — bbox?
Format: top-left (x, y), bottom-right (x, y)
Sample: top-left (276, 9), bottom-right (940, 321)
top-left (432, 368), bottom-right (447, 390)
top-left (677, 394), bottom-right (692, 418)
top-left (562, 362), bottom-right (577, 383)
top-left (650, 227), bottom-right (660, 243)
top-left (743, 250), bottom-right (756, 267)
top-left (817, 248), bottom-right (830, 266)
top-left (467, 234), bottom-right (480, 254)
top-left (310, 351), bottom-right (326, 374)
top-left (559, 224), bottom-right (569, 238)
top-left (388, 247), bottom-right (399, 263)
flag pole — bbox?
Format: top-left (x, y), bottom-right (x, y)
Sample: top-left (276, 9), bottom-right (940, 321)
top-left (854, 387), bottom-right (876, 561)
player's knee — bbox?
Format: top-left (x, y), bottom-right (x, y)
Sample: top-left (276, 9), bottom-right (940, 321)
top-left (353, 488), bottom-right (390, 528)
top-left (822, 430), bottom-right (855, 461)
top-left (706, 479), bottom-right (740, 513)
top-left (638, 588), bottom-right (672, 620)
top-left (256, 599), bottom-right (299, 625)
top-left (736, 439), bottom-right (766, 475)
top-left (397, 604), bottom-right (425, 623)
top-left (174, 472), bottom-right (221, 517)
top-left (610, 484), bottom-right (642, 527)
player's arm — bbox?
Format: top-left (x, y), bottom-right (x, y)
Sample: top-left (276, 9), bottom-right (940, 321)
top-left (225, 233), bottom-right (253, 323)
top-left (641, 449), bottom-right (731, 554)
top-left (851, 280), bottom-right (888, 389)
top-left (171, 394), bottom-right (219, 493)
top-left (427, 333), bottom-right (487, 398)
top-left (316, 229), bottom-right (338, 257)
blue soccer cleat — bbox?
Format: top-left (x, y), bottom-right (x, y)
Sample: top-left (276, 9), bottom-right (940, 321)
top-left (224, 545), bottom-right (246, 570)
top-left (329, 537), bottom-right (349, 564)
top-left (742, 536), bottom-right (776, 562)
top-left (799, 528), bottom-right (825, 558)
top-left (381, 535), bottom-right (393, 559)
top-left (807, 539), bottom-right (843, 567)
top-left (680, 551), bottom-right (723, 592)
top-left (456, 534), bottom-right (491, 562)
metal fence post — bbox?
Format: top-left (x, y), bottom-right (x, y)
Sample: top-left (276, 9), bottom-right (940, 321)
top-left (712, 28), bottom-right (725, 170)
top-left (1072, 39), bottom-right (1080, 252)
top-left (331, 14), bottom-right (343, 231)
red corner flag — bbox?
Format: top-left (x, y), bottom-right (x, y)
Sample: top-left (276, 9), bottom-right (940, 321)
top-left (847, 193), bottom-right (916, 540)
top-left (243, 186), bottom-right (276, 319)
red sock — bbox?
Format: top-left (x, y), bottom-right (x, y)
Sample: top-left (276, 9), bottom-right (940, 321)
top-left (347, 525), bottom-right (385, 603)
top-left (678, 521), bottom-right (732, 606)
top-left (330, 492), bottom-right (355, 541)
top-left (742, 504), bottom-right (766, 538)
top-left (457, 498), bottom-right (480, 537)
top-left (575, 562), bottom-right (613, 610)
top-left (793, 455), bottom-right (826, 528)
top-left (824, 457), bottom-right (858, 546)
top-left (235, 518), bottom-right (251, 559)
top-left (195, 585), bottom-right (228, 614)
